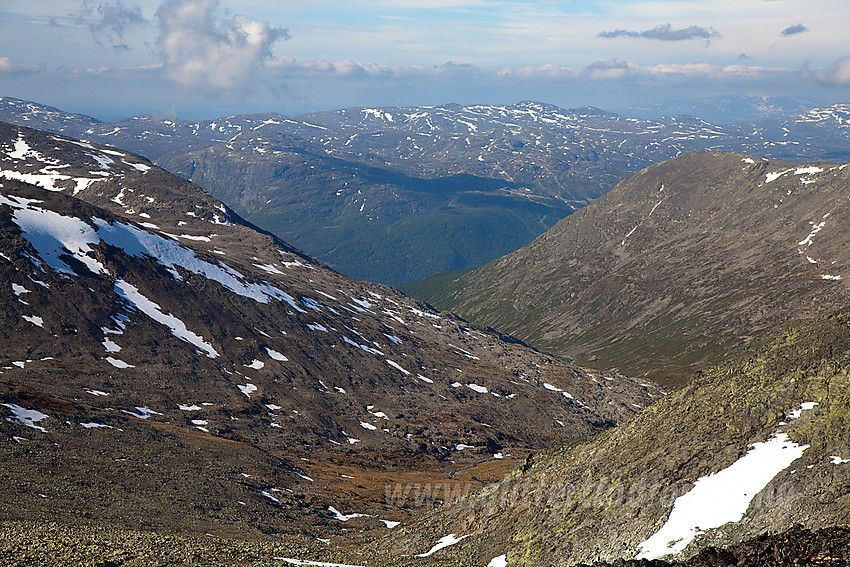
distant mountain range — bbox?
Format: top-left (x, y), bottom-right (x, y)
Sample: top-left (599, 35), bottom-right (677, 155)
top-left (618, 94), bottom-right (825, 124)
top-left (0, 120), bottom-right (661, 537)
top-left (2, 97), bottom-right (850, 285)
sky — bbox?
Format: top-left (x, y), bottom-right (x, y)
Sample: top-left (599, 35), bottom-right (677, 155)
top-left (2, 0), bottom-right (850, 121)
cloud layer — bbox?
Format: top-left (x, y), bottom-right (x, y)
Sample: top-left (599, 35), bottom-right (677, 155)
top-left (598, 23), bottom-right (718, 41)
top-left (155, 0), bottom-right (288, 95)
top-left (811, 57), bottom-right (850, 86)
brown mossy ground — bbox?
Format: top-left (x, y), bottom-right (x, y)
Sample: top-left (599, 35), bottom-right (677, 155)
top-left (0, 520), bottom-right (479, 567)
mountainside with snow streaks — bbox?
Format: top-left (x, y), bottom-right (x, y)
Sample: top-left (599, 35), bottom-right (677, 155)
top-left (410, 151), bottom-right (850, 387)
top-left (380, 308), bottom-right (850, 565)
top-left (0, 121), bottom-right (662, 538)
top-left (4, 97), bottom-right (850, 284)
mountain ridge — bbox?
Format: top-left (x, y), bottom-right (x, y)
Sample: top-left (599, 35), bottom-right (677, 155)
top-left (409, 151), bottom-right (850, 386)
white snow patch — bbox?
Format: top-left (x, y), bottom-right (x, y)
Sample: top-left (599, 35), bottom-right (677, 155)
top-left (787, 401), bottom-right (818, 420)
top-left (121, 406), bottom-right (160, 420)
top-left (105, 357), bottom-right (134, 369)
top-left (360, 421), bottom-right (378, 431)
top-left (80, 422), bottom-right (113, 429)
top-left (409, 307), bottom-right (439, 319)
top-left (261, 490), bottom-right (280, 504)
top-left (830, 456), bottom-right (850, 465)
top-left (11, 284), bottom-right (29, 296)
top-left (488, 555), bottom-right (508, 567)
top-left (636, 405), bottom-right (815, 560)
top-left (238, 383), bottom-right (258, 396)
top-left (381, 520), bottom-right (401, 529)
top-left (765, 169), bottom-right (792, 183)
top-left (115, 279), bottom-right (219, 358)
top-left (22, 315), bottom-right (44, 328)
top-left (84, 389), bottom-right (109, 397)
top-left (102, 338), bottom-right (121, 352)
top-left (328, 506), bottom-right (370, 522)
top-left (245, 359), bottom-right (265, 370)
top-left (174, 234), bottom-right (212, 242)
top-left (266, 348), bottom-right (288, 361)
top-left (821, 274), bottom-right (842, 280)
top-left (253, 263), bottom-right (284, 275)
top-left (0, 194), bottom-right (106, 275)
top-left (386, 359), bottom-right (410, 375)
top-left (799, 218), bottom-right (828, 247)
top-left (416, 534), bottom-right (469, 557)
top-left (467, 383), bottom-right (488, 394)
top-left (2, 403), bottom-right (49, 431)
top-left (276, 560), bottom-right (366, 567)
top-left (178, 404), bottom-right (202, 411)
top-left (384, 333), bottom-right (402, 345)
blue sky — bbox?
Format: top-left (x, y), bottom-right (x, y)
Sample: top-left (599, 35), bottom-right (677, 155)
top-left (2, 0), bottom-right (850, 120)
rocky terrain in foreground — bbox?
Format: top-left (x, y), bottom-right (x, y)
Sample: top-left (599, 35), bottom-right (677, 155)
top-left (379, 308), bottom-right (850, 565)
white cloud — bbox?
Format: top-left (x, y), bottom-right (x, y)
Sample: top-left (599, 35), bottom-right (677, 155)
top-left (810, 57), bottom-right (850, 86)
top-left (0, 57), bottom-right (45, 75)
top-left (155, 0), bottom-right (288, 95)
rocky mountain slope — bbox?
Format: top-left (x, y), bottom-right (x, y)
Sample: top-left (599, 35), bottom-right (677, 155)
top-left (4, 97), bottom-right (850, 285)
top-left (379, 308), bottom-right (850, 566)
top-left (410, 151), bottom-right (850, 387)
top-left (0, 121), bottom-right (662, 538)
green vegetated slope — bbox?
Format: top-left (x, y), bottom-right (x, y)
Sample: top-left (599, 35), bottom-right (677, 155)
top-left (410, 152), bottom-right (850, 387)
top-left (380, 308), bottom-right (850, 566)
top-left (158, 136), bottom-right (571, 286)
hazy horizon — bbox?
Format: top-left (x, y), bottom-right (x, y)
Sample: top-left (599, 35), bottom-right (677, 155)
top-left (2, 1), bottom-right (850, 121)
